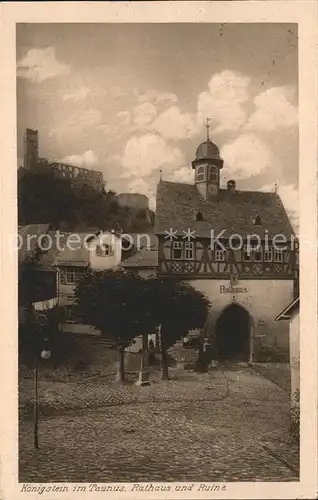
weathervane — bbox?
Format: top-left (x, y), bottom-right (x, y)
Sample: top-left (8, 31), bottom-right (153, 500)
top-left (205, 117), bottom-right (211, 141)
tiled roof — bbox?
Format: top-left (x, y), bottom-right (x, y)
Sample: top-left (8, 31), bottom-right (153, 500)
top-left (52, 232), bottom-right (92, 267)
top-left (122, 249), bottom-right (158, 268)
top-left (127, 233), bottom-right (158, 250)
top-left (155, 181), bottom-right (294, 239)
top-left (18, 224), bottom-right (51, 264)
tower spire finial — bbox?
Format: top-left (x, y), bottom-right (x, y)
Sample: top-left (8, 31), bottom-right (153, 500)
top-left (205, 117), bottom-right (211, 141)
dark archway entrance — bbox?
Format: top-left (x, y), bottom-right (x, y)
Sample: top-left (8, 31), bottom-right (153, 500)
top-left (215, 303), bottom-right (250, 361)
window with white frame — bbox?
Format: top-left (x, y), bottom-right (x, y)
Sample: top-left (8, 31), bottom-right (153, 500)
top-left (274, 247), bottom-right (284, 263)
top-left (196, 166), bottom-right (205, 182)
top-left (61, 268), bottom-right (86, 285)
top-left (264, 246), bottom-right (273, 262)
top-left (65, 269), bottom-right (76, 285)
top-left (214, 243), bottom-right (226, 262)
top-left (172, 241), bottom-right (183, 260)
top-left (243, 244), bottom-right (252, 262)
top-left (184, 242), bottom-right (194, 260)
top-left (96, 243), bottom-right (113, 257)
top-left (253, 245), bottom-right (262, 262)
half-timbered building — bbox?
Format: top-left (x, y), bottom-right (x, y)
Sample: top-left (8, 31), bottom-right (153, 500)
top-left (155, 130), bottom-right (298, 362)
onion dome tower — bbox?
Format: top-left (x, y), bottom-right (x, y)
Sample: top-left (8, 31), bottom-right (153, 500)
top-left (192, 118), bottom-right (224, 200)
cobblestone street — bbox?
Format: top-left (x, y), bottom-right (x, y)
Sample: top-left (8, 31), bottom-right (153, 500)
top-left (19, 366), bottom-right (299, 482)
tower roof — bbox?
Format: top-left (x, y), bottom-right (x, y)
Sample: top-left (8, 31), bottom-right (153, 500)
top-left (192, 118), bottom-right (223, 168)
top-left (195, 139), bottom-right (220, 160)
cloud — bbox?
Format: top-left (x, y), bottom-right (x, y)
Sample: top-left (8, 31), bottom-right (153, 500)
top-left (126, 178), bottom-right (157, 210)
top-left (96, 124), bottom-right (114, 135)
top-left (63, 86), bottom-right (90, 101)
top-left (197, 70), bottom-right (250, 134)
top-left (133, 102), bottom-right (158, 127)
top-left (168, 166), bottom-right (194, 184)
top-left (138, 90), bottom-right (178, 105)
top-left (247, 86), bottom-right (298, 131)
top-left (73, 108), bottom-right (101, 127)
top-left (17, 47), bottom-right (70, 83)
top-left (49, 108), bottom-right (101, 138)
top-left (96, 111), bottom-right (131, 138)
top-left (121, 133), bottom-right (183, 177)
top-left (152, 106), bottom-right (198, 140)
top-left (61, 150), bottom-right (98, 168)
top-left (221, 133), bottom-right (272, 179)
top-left (116, 110), bottom-right (131, 127)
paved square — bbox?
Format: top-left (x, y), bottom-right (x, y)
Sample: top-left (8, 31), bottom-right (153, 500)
top-left (19, 366), bottom-right (299, 482)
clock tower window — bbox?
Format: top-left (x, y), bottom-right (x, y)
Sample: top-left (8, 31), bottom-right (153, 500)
top-left (196, 166), bottom-right (205, 182)
top-left (208, 166), bottom-right (218, 181)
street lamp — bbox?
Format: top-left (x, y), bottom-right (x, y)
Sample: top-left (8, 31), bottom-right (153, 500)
top-left (33, 321), bottom-right (51, 450)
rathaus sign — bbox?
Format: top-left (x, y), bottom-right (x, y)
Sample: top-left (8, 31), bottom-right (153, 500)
top-left (220, 274), bottom-right (248, 294)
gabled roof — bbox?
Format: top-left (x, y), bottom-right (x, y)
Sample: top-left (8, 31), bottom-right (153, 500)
top-left (52, 232), bottom-right (95, 267)
top-left (52, 230), bottom-right (121, 267)
top-left (127, 233), bottom-right (158, 250)
top-left (155, 181), bottom-right (294, 239)
top-left (122, 249), bottom-right (158, 269)
top-left (275, 296), bottom-right (299, 321)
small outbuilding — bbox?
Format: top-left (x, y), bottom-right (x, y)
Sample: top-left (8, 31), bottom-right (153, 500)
top-left (275, 296), bottom-right (300, 407)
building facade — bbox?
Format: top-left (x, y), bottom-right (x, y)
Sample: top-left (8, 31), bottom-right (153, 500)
top-left (23, 128), bottom-right (104, 192)
top-left (54, 230), bottom-right (123, 335)
top-left (155, 131), bottom-right (298, 362)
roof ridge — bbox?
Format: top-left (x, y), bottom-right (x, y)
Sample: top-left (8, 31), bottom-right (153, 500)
top-left (159, 179), bottom-right (193, 186)
top-left (158, 180), bottom-right (278, 196)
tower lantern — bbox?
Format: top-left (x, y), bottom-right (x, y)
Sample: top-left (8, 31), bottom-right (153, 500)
top-left (192, 119), bottom-right (223, 200)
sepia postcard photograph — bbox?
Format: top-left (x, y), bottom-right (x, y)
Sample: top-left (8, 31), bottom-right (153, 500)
top-left (0, 2), bottom-right (317, 500)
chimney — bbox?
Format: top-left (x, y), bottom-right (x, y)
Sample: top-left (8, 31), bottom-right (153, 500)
top-left (227, 179), bottom-right (236, 194)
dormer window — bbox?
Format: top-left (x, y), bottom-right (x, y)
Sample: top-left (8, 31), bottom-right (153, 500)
top-left (121, 237), bottom-right (131, 251)
top-left (196, 166), bottom-right (205, 182)
top-left (196, 211), bottom-right (204, 222)
top-left (253, 215), bottom-right (262, 226)
top-left (96, 244), bottom-right (114, 257)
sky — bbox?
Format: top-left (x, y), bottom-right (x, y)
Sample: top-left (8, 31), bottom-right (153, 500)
top-left (16, 23), bottom-right (299, 227)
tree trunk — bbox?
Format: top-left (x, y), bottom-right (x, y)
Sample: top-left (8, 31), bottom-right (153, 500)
top-left (159, 325), bottom-right (169, 380)
top-left (155, 327), bottom-right (160, 353)
top-left (116, 345), bottom-right (125, 382)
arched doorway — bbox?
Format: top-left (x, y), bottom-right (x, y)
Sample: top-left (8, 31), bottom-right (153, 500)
top-left (215, 303), bottom-right (251, 361)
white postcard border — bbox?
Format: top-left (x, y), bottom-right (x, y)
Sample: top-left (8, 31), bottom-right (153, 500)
top-left (1, 2), bottom-right (317, 499)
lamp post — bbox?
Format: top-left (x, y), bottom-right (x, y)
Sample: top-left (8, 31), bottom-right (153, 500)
top-left (33, 312), bottom-right (51, 450)
top-left (136, 334), bottom-right (150, 386)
